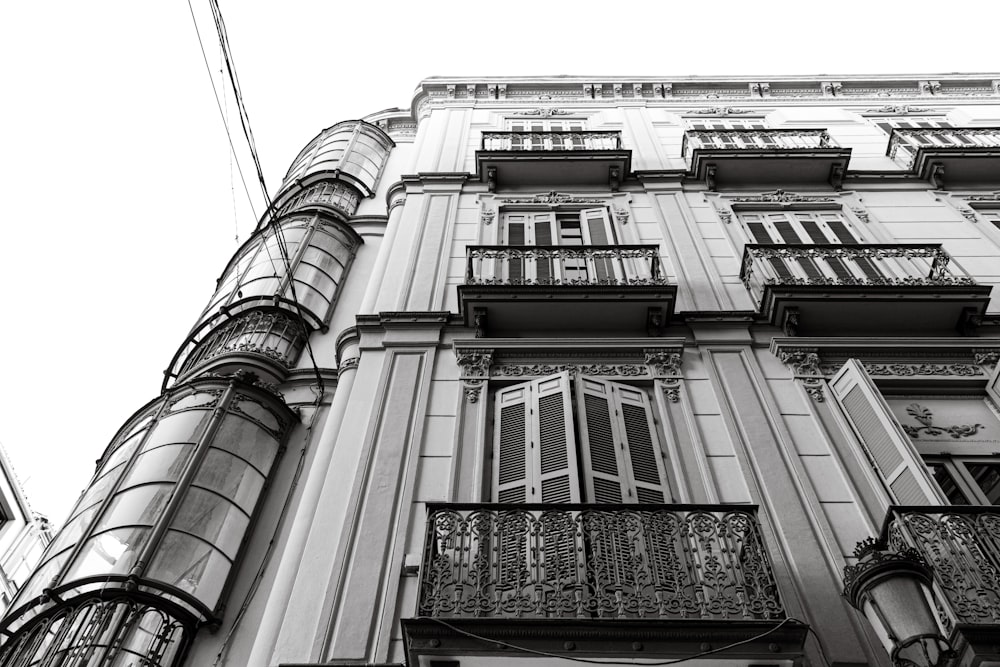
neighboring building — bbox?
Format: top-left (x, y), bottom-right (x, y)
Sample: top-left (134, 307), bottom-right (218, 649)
top-left (0, 447), bottom-right (52, 617)
top-left (2, 74), bottom-right (1000, 667)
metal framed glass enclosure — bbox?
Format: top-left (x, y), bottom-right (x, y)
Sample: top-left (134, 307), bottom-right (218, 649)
top-left (0, 373), bottom-right (295, 667)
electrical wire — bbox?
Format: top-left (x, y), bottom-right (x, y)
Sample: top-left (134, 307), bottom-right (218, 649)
top-left (185, 0), bottom-right (259, 220)
top-left (207, 0), bottom-right (325, 395)
top-left (428, 616), bottom-right (798, 666)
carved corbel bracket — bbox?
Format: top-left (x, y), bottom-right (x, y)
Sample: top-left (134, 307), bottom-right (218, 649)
top-left (777, 347), bottom-right (825, 402)
top-left (645, 348), bottom-right (684, 403)
top-left (457, 348), bottom-right (493, 403)
top-left (486, 167), bottom-right (497, 193)
top-left (706, 165), bottom-right (718, 192)
top-left (974, 349), bottom-right (1000, 367)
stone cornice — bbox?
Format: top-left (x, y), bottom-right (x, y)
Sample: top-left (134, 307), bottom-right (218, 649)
top-left (771, 337), bottom-right (1000, 377)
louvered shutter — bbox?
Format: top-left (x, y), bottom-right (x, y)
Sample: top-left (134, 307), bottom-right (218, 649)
top-left (742, 213), bottom-right (794, 280)
top-left (796, 214), bottom-right (854, 282)
top-left (818, 212), bottom-right (884, 281)
top-left (768, 213), bottom-right (823, 280)
top-left (503, 215), bottom-right (527, 284)
top-left (533, 372), bottom-right (581, 503)
top-left (830, 359), bottom-right (943, 505)
top-left (493, 381), bottom-right (531, 503)
top-left (493, 372), bottom-right (580, 504)
top-left (615, 382), bottom-right (671, 504)
top-left (576, 377), bottom-right (670, 503)
top-left (987, 363), bottom-right (1000, 414)
top-left (580, 208), bottom-right (618, 283)
top-left (531, 213), bottom-right (555, 285)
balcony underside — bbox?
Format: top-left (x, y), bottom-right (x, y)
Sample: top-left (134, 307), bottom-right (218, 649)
top-left (759, 285), bottom-right (992, 336)
top-left (458, 285), bottom-right (676, 335)
top-left (403, 618), bottom-right (808, 667)
top-left (476, 151), bottom-right (631, 190)
top-left (911, 149), bottom-right (1000, 187)
top-left (687, 149), bottom-right (851, 189)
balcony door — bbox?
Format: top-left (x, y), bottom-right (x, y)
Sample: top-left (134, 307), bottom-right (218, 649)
top-left (502, 208), bottom-right (618, 285)
top-left (687, 118), bottom-right (771, 149)
top-left (740, 210), bottom-right (884, 283)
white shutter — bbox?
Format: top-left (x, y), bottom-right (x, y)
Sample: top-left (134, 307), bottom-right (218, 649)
top-left (576, 377), bottom-right (670, 504)
top-left (493, 372), bottom-right (580, 503)
top-left (579, 208), bottom-right (618, 283)
top-left (830, 359), bottom-right (943, 505)
top-left (987, 363), bottom-right (1000, 414)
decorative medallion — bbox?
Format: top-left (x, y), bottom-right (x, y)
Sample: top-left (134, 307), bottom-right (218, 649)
top-left (729, 189), bottom-right (837, 204)
top-left (499, 191), bottom-right (605, 205)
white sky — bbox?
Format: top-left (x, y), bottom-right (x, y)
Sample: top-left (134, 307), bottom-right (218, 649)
top-left (0, 0), bottom-right (996, 526)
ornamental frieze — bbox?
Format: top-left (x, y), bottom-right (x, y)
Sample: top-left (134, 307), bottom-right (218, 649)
top-left (817, 362), bottom-right (985, 377)
top-left (492, 363), bottom-right (648, 378)
top-left (729, 189), bottom-right (837, 204)
top-left (498, 191), bottom-right (605, 205)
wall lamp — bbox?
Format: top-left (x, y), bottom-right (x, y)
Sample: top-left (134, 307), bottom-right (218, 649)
top-left (843, 537), bottom-right (954, 667)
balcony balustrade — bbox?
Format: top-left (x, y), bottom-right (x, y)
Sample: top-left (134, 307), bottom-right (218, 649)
top-left (887, 127), bottom-right (1000, 187)
top-left (482, 131), bottom-right (622, 152)
top-left (740, 244), bottom-right (990, 335)
top-left (475, 131), bottom-right (629, 190)
top-left (418, 504), bottom-right (785, 621)
top-left (458, 245), bottom-right (676, 334)
top-left (682, 129), bottom-right (851, 189)
top-left (885, 507), bottom-right (1000, 628)
top-left (165, 309), bottom-right (307, 388)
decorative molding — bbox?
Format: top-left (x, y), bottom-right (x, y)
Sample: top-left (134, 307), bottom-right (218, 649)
top-left (965, 192), bottom-right (1000, 202)
top-left (864, 105), bottom-right (931, 114)
top-left (729, 189), bottom-right (837, 204)
top-left (822, 81), bottom-right (842, 97)
top-left (613, 207), bottom-right (629, 225)
top-left (850, 207), bottom-right (870, 223)
top-left (456, 349), bottom-right (493, 378)
top-left (974, 349), bottom-right (1000, 367)
top-left (498, 191), bottom-right (605, 205)
top-left (339, 357), bottom-right (360, 372)
top-left (515, 107), bottom-right (571, 117)
top-left (661, 379), bottom-right (681, 403)
top-left (463, 380), bottom-right (484, 403)
top-left (492, 363), bottom-right (649, 378)
top-left (776, 348), bottom-right (824, 401)
top-left (689, 106), bottom-right (751, 115)
top-left (958, 208), bottom-right (979, 223)
top-left (817, 362), bottom-right (986, 377)
top-left (481, 208), bottom-right (495, 225)
top-left (899, 403), bottom-right (984, 439)
top-left (644, 350), bottom-right (682, 377)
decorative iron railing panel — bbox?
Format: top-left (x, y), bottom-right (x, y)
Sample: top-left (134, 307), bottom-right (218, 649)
top-left (888, 127), bottom-right (1000, 169)
top-left (466, 245), bottom-right (666, 287)
top-left (482, 131), bottom-right (622, 152)
top-left (0, 596), bottom-right (191, 667)
top-left (419, 505), bottom-right (785, 620)
top-left (886, 507), bottom-right (1000, 627)
top-left (682, 129), bottom-right (838, 161)
top-left (740, 244), bottom-right (977, 303)
top-left (172, 309), bottom-right (307, 383)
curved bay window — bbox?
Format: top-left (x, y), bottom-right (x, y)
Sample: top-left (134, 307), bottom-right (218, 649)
top-left (0, 374), bottom-right (294, 666)
top-left (278, 120), bottom-right (393, 198)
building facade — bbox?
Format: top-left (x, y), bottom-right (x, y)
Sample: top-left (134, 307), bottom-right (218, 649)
top-left (2, 74), bottom-right (1000, 667)
top-left (0, 447), bottom-right (52, 618)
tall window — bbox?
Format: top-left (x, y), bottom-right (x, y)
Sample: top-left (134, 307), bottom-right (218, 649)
top-left (830, 359), bottom-right (1000, 506)
top-left (739, 210), bottom-right (883, 282)
top-left (492, 372), bottom-right (671, 504)
top-left (501, 208), bottom-right (617, 284)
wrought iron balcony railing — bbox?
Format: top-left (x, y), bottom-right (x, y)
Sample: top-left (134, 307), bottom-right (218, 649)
top-left (682, 129), bottom-right (838, 161)
top-left (482, 131), bottom-right (622, 152)
top-left (888, 127), bottom-right (1000, 169)
top-left (466, 245), bottom-right (666, 286)
top-left (740, 243), bottom-right (976, 301)
top-left (418, 504), bottom-right (785, 620)
top-left (885, 507), bottom-right (1000, 627)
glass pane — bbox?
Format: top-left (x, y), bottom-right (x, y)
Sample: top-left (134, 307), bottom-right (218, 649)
top-left (120, 444), bottom-right (194, 489)
top-left (927, 463), bottom-right (970, 504)
top-left (65, 527), bottom-right (151, 580)
top-left (68, 470), bottom-right (121, 522)
top-left (92, 484), bottom-right (174, 532)
top-left (167, 392), bottom-right (220, 413)
top-left (11, 551), bottom-right (71, 608)
top-left (147, 532), bottom-right (231, 609)
top-left (966, 463), bottom-right (1000, 505)
top-left (231, 398), bottom-right (281, 434)
top-left (97, 430), bottom-right (145, 479)
top-left (169, 487), bottom-right (248, 559)
top-left (212, 416), bottom-right (280, 472)
top-left (47, 503), bottom-right (101, 555)
top-left (142, 411), bottom-right (213, 450)
top-left (194, 449), bottom-right (265, 512)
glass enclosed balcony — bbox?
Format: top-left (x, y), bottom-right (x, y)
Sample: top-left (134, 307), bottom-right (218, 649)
top-left (403, 504), bottom-right (806, 665)
top-left (739, 243), bottom-right (991, 335)
top-left (476, 131), bottom-right (630, 190)
top-left (682, 129), bottom-right (851, 190)
top-left (887, 127), bottom-right (1000, 187)
top-left (458, 245), bottom-right (675, 334)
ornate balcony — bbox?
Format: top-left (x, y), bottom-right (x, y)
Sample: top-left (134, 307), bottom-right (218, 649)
top-left (740, 244), bottom-right (991, 336)
top-left (881, 507), bottom-right (1000, 664)
top-left (164, 309), bottom-right (307, 389)
top-left (887, 127), bottom-right (1000, 187)
top-left (476, 131), bottom-right (630, 191)
top-left (403, 504), bottom-right (806, 664)
top-left (458, 245), bottom-right (676, 335)
top-left (682, 129), bottom-right (851, 190)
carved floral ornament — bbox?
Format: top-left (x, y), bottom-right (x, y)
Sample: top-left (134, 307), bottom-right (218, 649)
top-left (728, 189), bottom-right (837, 204)
top-left (499, 191), bottom-right (605, 205)
top-left (900, 404), bottom-right (984, 439)
top-left (774, 345), bottom-right (1000, 402)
